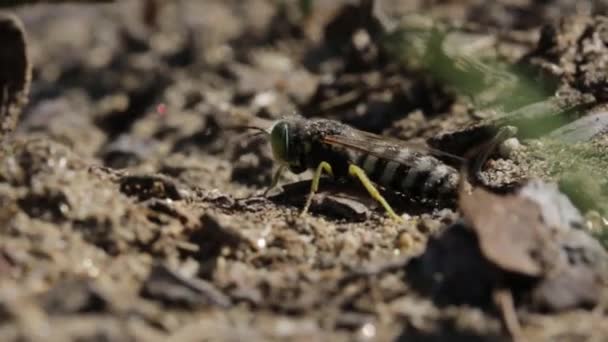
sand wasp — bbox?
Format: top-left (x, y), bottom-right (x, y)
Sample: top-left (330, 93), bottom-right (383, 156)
top-left (247, 116), bottom-right (470, 223)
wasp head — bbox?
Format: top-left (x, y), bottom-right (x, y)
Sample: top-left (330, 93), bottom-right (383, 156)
top-left (269, 119), bottom-right (307, 173)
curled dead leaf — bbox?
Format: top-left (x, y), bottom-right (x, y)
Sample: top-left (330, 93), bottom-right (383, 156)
top-left (459, 181), bottom-right (608, 311)
top-left (459, 187), bottom-right (558, 277)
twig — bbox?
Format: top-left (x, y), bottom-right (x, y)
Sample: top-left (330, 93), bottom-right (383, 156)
top-left (494, 287), bottom-right (524, 342)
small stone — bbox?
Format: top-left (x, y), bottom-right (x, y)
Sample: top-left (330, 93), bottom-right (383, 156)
top-left (498, 137), bottom-right (521, 158)
top-left (396, 232), bottom-right (415, 251)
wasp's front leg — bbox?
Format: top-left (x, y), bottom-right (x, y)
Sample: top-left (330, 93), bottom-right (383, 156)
top-left (264, 165), bottom-right (286, 197)
top-left (301, 161), bottom-right (334, 217)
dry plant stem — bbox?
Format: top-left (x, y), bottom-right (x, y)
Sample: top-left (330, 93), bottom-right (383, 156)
top-left (589, 290), bottom-right (608, 342)
top-left (494, 287), bottom-right (523, 342)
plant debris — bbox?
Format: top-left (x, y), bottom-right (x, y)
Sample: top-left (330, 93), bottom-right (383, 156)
top-left (412, 180), bottom-right (608, 310)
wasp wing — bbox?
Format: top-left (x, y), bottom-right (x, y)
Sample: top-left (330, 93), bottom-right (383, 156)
top-left (321, 126), bottom-right (465, 164)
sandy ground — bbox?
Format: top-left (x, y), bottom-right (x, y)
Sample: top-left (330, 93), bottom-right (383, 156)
top-left (0, 1), bottom-right (608, 341)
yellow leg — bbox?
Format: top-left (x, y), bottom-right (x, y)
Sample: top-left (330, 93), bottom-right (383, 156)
top-left (301, 161), bottom-right (334, 216)
top-left (348, 164), bottom-right (404, 223)
top-left (264, 165), bottom-right (286, 196)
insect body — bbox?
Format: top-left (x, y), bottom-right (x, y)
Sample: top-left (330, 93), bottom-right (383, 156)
top-left (266, 117), bottom-right (461, 222)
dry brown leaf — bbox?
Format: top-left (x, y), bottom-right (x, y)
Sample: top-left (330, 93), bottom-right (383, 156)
top-left (459, 187), bottom-right (558, 277)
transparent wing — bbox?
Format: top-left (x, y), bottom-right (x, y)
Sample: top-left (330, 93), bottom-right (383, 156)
top-left (321, 126), bottom-right (465, 164)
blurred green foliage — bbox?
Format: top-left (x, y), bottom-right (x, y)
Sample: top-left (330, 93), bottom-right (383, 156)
top-left (298, 0), bottom-right (313, 17)
top-left (381, 19), bottom-right (554, 112)
top-left (381, 12), bottom-right (608, 245)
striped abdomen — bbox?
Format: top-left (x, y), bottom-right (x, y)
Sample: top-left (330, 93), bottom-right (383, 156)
top-left (346, 147), bottom-right (459, 198)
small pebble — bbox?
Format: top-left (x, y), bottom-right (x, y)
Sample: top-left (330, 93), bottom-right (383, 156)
top-left (498, 137), bottom-right (521, 158)
top-left (396, 232), bottom-right (414, 251)
top-left (359, 322), bottom-right (376, 339)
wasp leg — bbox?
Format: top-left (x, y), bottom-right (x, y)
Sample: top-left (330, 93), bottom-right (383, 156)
top-left (264, 165), bottom-right (286, 197)
top-left (348, 164), bottom-right (404, 223)
top-left (301, 161), bottom-right (334, 216)
top-left (472, 125), bottom-right (518, 180)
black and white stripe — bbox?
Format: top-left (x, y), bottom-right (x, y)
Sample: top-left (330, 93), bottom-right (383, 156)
top-left (348, 147), bottom-right (459, 197)
top-left (400, 156), bottom-right (435, 192)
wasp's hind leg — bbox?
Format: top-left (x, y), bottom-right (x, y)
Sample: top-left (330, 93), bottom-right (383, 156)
top-left (471, 125), bottom-right (518, 181)
top-left (348, 164), bottom-right (404, 223)
top-left (264, 165), bottom-right (286, 197)
top-left (301, 161), bottom-right (334, 217)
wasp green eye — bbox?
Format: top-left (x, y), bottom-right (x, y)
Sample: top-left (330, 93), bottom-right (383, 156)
top-left (270, 121), bottom-right (290, 163)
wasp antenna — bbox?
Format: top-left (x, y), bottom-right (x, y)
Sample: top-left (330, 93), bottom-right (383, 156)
top-left (225, 125), bottom-right (269, 135)
top-left (248, 130), bottom-right (266, 138)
